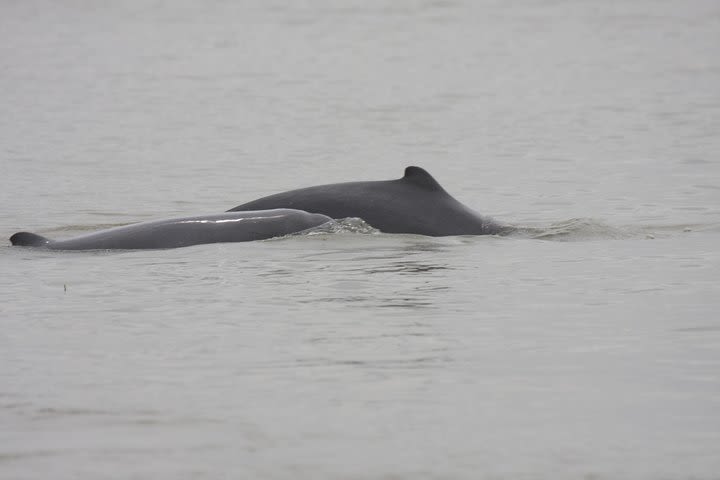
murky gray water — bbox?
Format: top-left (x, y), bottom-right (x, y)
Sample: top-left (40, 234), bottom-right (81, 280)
top-left (2, 1), bottom-right (719, 478)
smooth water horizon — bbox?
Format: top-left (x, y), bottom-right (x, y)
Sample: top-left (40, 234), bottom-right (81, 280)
top-left (2, 1), bottom-right (719, 479)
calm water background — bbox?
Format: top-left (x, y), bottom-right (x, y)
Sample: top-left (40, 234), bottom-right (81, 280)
top-left (2, 1), bottom-right (720, 479)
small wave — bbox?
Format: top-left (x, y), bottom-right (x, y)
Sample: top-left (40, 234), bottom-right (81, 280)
top-left (510, 218), bottom-right (633, 241)
top-left (301, 217), bottom-right (380, 236)
top-left (509, 218), bottom-right (714, 241)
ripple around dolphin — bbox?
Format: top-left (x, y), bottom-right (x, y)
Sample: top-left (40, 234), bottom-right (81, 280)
top-left (289, 217), bottom-right (720, 243)
top-left (507, 218), bottom-right (719, 241)
top-left (509, 218), bottom-right (635, 241)
top-left (282, 217), bottom-right (380, 237)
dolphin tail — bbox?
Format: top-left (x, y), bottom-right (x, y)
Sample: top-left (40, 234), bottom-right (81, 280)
top-left (10, 232), bottom-right (52, 247)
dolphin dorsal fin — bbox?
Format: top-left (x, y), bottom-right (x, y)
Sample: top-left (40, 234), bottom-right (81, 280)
top-left (402, 166), bottom-right (444, 191)
top-left (10, 232), bottom-right (51, 247)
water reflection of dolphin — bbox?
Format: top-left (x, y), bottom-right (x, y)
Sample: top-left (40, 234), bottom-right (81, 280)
top-left (10, 209), bottom-right (331, 250)
top-left (229, 166), bottom-right (508, 236)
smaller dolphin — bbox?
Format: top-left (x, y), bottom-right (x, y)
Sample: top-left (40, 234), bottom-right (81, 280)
top-left (10, 209), bottom-right (332, 250)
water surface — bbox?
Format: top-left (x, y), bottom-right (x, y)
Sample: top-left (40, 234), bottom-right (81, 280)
top-left (2, 1), bottom-right (719, 479)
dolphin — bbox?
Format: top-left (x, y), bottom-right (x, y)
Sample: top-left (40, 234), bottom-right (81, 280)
top-left (10, 209), bottom-right (332, 250)
top-left (228, 166), bottom-right (508, 236)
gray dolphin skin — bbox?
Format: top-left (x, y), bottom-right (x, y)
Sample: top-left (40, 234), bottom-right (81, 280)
top-left (229, 166), bottom-right (507, 236)
top-left (10, 209), bottom-right (332, 250)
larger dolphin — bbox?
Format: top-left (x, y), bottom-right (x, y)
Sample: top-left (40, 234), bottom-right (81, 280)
top-left (229, 166), bottom-right (507, 236)
top-left (10, 209), bottom-right (331, 250)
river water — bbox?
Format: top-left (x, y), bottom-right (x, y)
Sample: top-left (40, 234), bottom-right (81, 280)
top-left (2, 1), bottom-right (719, 479)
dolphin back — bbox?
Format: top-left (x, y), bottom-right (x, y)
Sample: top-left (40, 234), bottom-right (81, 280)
top-left (9, 210), bottom-right (332, 250)
top-left (10, 232), bottom-right (52, 247)
top-left (228, 166), bottom-right (506, 236)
